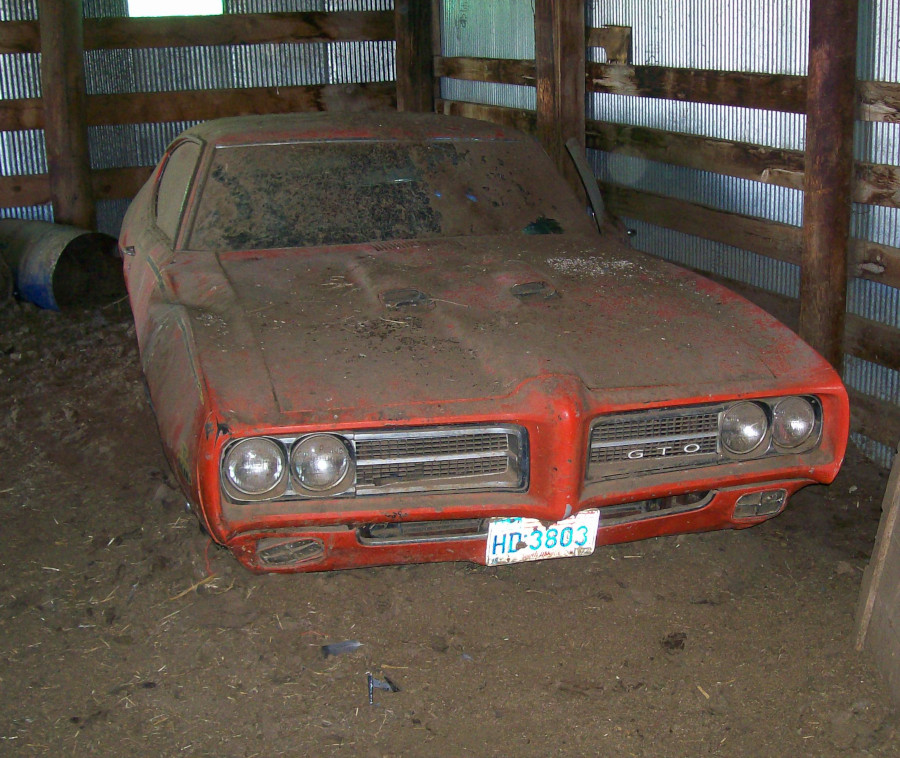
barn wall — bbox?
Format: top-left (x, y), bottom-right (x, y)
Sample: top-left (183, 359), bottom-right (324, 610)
top-left (0, 0), bottom-right (397, 235)
top-left (436, 0), bottom-right (900, 468)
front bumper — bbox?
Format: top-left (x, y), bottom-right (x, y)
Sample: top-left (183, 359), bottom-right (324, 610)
top-left (225, 479), bottom-right (808, 573)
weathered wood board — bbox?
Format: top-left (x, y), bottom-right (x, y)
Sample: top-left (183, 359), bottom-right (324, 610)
top-left (856, 443), bottom-right (900, 707)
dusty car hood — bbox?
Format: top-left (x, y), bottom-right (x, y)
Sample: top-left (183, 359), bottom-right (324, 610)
top-left (169, 233), bottom-right (817, 421)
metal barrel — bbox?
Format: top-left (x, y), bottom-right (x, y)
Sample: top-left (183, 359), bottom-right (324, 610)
top-left (0, 219), bottom-right (124, 310)
top-left (0, 255), bottom-right (11, 306)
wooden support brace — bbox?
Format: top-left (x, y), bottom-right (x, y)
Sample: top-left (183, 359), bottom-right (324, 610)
top-left (534, 0), bottom-right (585, 197)
top-left (856, 442), bottom-right (900, 707)
top-left (38, 0), bottom-right (94, 229)
top-left (798, 0), bottom-right (859, 369)
top-left (394, 0), bottom-right (434, 113)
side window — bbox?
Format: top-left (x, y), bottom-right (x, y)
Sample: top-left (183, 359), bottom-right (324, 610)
top-left (155, 141), bottom-right (202, 242)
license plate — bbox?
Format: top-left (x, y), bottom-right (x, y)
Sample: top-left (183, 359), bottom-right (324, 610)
top-left (485, 510), bottom-right (600, 566)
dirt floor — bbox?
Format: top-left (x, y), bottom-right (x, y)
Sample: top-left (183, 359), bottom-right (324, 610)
top-left (1, 298), bottom-right (898, 757)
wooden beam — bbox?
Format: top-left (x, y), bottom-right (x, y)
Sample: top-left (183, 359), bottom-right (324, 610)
top-left (587, 121), bottom-right (805, 190)
top-left (0, 98), bottom-right (43, 132)
top-left (798, 0), bottom-right (859, 369)
top-left (84, 11), bottom-right (393, 49)
top-left (86, 83), bottom-right (396, 125)
top-left (587, 120), bottom-right (900, 210)
top-left (394, 0), bottom-right (433, 112)
top-left (602, 184), bottom-right (900, 290)
top-left (849, 389), bottom-right (900, 450)
top-left (586, 62), bottom-right (808, 113)
top-left (436, 99), bottom-right (537, 134)
top-left (585, 26), bottom-right (632, 64)
top-left (0, 173), bottom-right (50, 208)
top-left (0, 20), bottom-right (39, 54)
top-left (602, 185), bottom-right (803, 266)
top-left (434, 57), bottom-right (536, 87)
top-left (38, 0), bottom-right (94, 229)
top-left (436, 57), bottom-right (900, 122)
top-left (92, 166), bottom-right (154, 202)
top-left (534, 0), bottom-right (585, 194)
top-left (845, 315), bottom-right (900, 374)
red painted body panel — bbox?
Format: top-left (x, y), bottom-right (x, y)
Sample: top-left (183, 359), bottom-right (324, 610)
top-left (121, 113), bottom-right (850, 573)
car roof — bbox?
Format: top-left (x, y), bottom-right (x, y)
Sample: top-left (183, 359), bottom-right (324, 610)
top-left (181, 111), bottom-right (528, 147)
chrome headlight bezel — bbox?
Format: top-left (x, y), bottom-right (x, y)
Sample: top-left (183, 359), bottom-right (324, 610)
top-left (221, 437), bottom-right (288, 501)
top-left (290, 433), bottom-right (356, 497)
top-left (771, 396), bottom-right (818, 451)
top-left (720, 401), bottom-right (769, 456)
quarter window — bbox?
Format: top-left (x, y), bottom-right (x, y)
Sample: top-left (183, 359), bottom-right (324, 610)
top-left (155, 141), bottom-right (202, 243)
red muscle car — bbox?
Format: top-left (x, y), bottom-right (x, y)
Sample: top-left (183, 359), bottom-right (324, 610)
top-left (120, 112), bottom-right (849, 572)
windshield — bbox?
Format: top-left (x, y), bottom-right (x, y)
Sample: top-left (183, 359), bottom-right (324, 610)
top-left (184, 138), bottom-right (592, 251)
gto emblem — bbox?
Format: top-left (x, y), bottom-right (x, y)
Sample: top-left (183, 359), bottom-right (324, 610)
top-left (627, 443), bottom-right (702, 459)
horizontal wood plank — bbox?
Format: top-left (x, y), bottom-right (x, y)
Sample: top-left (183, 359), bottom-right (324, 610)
top-left (845, 314), bottom-right (900, 374)
top-left (587, 120), bottom-right (805, 189)
top-left (602, 183), bottom-right (802, 265)
top-left (586, 62), bottom-right (808, 113)
top-left (84, 11), bottom-right (394, 50)
top-left (588, 120), bottom-right (900, 209)
top-left (1, 12), bottom-right (393, 55)
top-left (87, 82), bottom-right (396, 125)
top-left (0, 172), bottom-right (49, 207)
top-left (603, 184), bottom-right (900, 290)
top-left (0, 20), bottom-right (39, 54)
top-left (0, 98), bottom-right (43, 132)
top-left (436, 99), bottom-right (537, 134)
top-left (434, 56), bottom-right (536, 87)
top-left (849, 389), bottom-right (900, 449)
top-left (92, 166), bottom-right (154, 201)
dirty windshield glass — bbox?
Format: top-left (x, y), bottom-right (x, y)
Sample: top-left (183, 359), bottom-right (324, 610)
top-left (185, 139), bottom-right (590, 251)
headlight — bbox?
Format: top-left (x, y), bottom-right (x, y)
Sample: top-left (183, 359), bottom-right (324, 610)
top-left (721, 402), bottom-right (768, 455)
top-left (223, 437), bottom-right (286, 496)
top-left (772, 397), bottom-right (816, 449)
top-left (291, 434), bottom-right (354, 494)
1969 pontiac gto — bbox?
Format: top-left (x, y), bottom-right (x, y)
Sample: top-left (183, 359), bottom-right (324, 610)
top-left (120, 112), bottom-right (849, 572)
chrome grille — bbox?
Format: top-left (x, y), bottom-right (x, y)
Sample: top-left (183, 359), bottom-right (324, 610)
top-left (357, 456), bottom-right (509, 488)
top-left (353, 425), bottom-right (526, 495)
top-left (355, 432), bottom-right (510, 460)
top-left (587, 405), bottom-right (722, 480)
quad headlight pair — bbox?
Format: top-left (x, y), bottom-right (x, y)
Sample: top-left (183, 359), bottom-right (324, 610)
top-left (222, 434), bottom-right (354, 501)
top-left (720, 396), bottom-right (819, 457)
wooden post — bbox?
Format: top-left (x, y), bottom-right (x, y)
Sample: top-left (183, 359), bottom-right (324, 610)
top-left (394, 0), bottom-right (434, 113)
top-left (38, 0), bottom-right (95, 229)
top-left (798, 0), bottom-right (859, 369)
top-left (534, 0), bottom-right (585, 196)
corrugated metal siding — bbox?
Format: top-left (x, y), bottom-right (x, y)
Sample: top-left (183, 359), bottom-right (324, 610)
top-left (587, 0), bottom-right (808, 75)
top-left (589, 149), bottom-right (804, 226)
top-left (85, 41), bottom-right (392, 94)
top-left (0, 128), bottom-right (44, 174)
top-left (0, 53), bottom-right (41, 99)
top-left (622, 218), bottom-right (801, 298)
top-left (0, 203), bottom-right (50, 221)
top-left (89, 121), bottom-right (198, 170)
top-left (439, 0), bottom-right (536, 111)
top-left (84, 0), bottom-right (128, 17)
top-left (0, 0), bottom-right (34, 21)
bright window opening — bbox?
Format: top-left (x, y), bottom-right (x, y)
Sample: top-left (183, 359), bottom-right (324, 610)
top-left (128, 0), bottom-right (223, 17)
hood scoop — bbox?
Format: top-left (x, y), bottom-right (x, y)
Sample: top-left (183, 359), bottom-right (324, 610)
top-left (381, 287), bottom-right (432, 310)
top-left (510, 280), bottom-right (559, 301)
